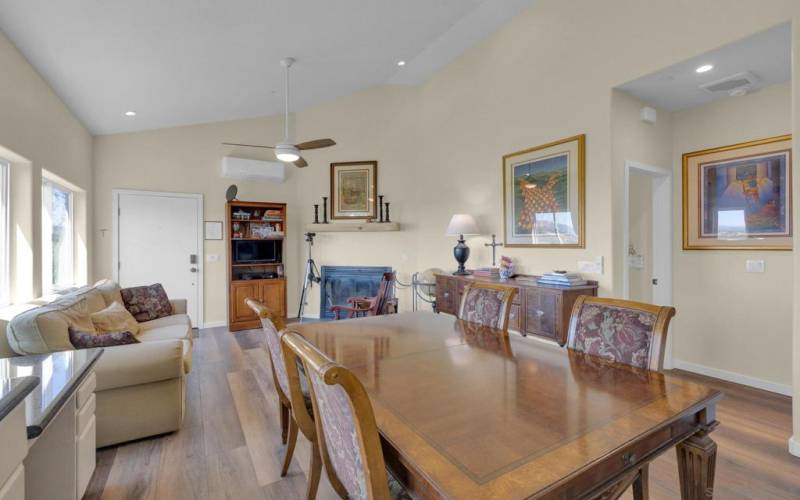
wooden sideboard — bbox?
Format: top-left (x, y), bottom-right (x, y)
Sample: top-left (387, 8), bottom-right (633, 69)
top-left (434, 273), bottom-right (598, 345)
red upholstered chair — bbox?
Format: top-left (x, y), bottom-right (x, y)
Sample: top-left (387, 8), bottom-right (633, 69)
top-left (282, 331), bottom-right (412, 500)
top-left (566, 295), bottom-right (676, 500)
top-left (457, 282), bottom-right (516, 330)
top-left (330, 271), bottom-right (398, 320)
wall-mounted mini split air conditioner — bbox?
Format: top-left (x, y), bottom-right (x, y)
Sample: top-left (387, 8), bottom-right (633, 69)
top-left (699, 71), bottom-right (759, 97)
top-left (221, 156), bottom-right (286, 182)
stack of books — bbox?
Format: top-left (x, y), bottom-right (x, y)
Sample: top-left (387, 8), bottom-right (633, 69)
top-left (537, 272), bottom-right (587, 287)
top-left (473, 267), bottom-right (500, 279)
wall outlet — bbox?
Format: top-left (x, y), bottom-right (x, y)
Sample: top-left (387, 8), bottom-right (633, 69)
top-left (745, 259), bottom-right (765, 273)
top-left (206, 254), bottom-right (220, 262)
top-left (578, 256), bottom-right (604, 274)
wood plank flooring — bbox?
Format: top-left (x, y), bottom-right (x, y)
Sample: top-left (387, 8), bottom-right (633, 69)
top-left (84, 325), bottom-right (800, 499)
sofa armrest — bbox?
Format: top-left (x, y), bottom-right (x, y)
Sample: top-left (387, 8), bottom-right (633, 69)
top-left (170, 299), bottom-right (187, 315)
top-left (95, 339), bottom-right (185, 392)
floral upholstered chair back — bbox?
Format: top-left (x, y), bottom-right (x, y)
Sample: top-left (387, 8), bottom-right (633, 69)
top-left (245, 298), bottom-right (290, 399)
top-left (457, 283), bottom-right (517, 330)
top-left (566, 296), bottom-right (676, 371)
top-left (282, 331), bottom-right (397, 500)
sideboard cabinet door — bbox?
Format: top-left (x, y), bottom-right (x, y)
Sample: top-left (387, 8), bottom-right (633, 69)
top-left (524, 288), bottom-right (560, 342)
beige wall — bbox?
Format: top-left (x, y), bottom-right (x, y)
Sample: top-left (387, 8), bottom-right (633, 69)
top-left (0, 30), bottom-right (92, 302)
top-left (671, 83), bottom-right (793, 389)
top-left (94, 0), bottom-right (800, 325)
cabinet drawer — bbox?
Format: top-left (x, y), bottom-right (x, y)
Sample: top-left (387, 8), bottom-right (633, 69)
top-left (76, 415), bottom-right (96, 499)
top-left (0, 405), bottom-right (26, 489)
top-left (524, 288), bottom-right (559, 339)
top-left (508, 304), bottom-right (521, 332)
top-left (76, 371), bottom-right (96, 409)
top-left (0, 464), bottom-right (23, 500)
top-left (77, 392), bottom-right (96, 436)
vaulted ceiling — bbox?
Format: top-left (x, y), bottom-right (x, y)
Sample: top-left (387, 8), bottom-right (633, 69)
top-left (0, 0), bottom-right (534, 134)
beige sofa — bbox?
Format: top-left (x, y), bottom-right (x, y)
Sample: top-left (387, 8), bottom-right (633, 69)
top-left (1, 280), bottom-right (193, 447)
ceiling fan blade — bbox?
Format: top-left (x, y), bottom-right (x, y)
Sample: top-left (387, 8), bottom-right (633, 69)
top-left (222, 142), bottom-right (274, 149)
top-left (293, 157), bottom-right (308, 168)
top-left (295, 138), bottom-right (336, 150)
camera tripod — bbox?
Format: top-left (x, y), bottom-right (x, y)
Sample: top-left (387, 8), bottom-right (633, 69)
top-left (297, 232), bottom-right (321, 321)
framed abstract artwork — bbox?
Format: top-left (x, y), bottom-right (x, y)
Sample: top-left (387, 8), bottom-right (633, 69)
top-left (682, 134), bottom-right (792, 250)
top-left (330, 161), bottom-right (378, 220)
top-left (502, 134), bottom-right (585, 247)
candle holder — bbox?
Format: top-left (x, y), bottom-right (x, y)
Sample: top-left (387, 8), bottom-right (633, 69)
top-left (322, 196), bottom-right (329, 223)
top-left (384, 202), bottom-right (391, 223)
top-left (313, 204), bottom-right (320, 224)
top-left (378, 195), bottom-right (384, 222)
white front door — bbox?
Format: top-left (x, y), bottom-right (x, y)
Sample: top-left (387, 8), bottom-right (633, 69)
top-left (114, 190), bottom-right (203, 327)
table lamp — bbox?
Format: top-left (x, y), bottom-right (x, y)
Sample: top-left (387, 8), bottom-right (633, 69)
top-left (446, 214), bottom-right (480, 275)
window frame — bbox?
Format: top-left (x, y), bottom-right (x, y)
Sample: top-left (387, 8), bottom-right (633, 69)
top-left (0, 159), bottom-right (9, 305)
top-left (41, 177), bottom-right (76, 293)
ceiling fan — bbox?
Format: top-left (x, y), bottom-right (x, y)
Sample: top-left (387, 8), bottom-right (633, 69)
top-left (223, 57), bottom-right (336, 168)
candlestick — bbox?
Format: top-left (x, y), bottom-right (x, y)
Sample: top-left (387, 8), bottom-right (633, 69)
top-left (384, 202), bottom-right (391, 223)
top-left (322, 197), bottom-right (329, 223)
top-left (378, 195), bottom-right (384, 222)
top-left (313, 204), bottom-right (320, 224)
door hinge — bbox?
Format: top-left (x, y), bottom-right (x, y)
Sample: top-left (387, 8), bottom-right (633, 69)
top-left (652, 278), bottom-right (658, 285)
top-left (118, 207), bottom-right (120, 216)
top-left (118, 261), bottom-right (121, 270)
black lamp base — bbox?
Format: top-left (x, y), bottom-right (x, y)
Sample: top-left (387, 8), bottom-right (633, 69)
top-left (452, 235), bottom-right (471, 275)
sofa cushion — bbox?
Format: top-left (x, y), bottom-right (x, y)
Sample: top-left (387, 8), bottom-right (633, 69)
top-left (137, 324), bottom-right (191, 343)
top-left (139, 314), bottom-right (191, 331)
top-left (91, 302), bottom-right (141, 335)
top-left (94, 279), bottom-right (123, 306)
top-left (94, 340), bottom-right (185, 391)
top-left (69, 327), bottom-right (139, 349)
top-left (7, 296), bottom-right (95, 354)
top-left (121, 284), bottom-right (172, 322)
top-left (56, 287), bottom-right (107, 314)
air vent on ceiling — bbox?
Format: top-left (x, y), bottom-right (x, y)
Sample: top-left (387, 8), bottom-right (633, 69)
top-left (699, 71), bottom-right (759, 96)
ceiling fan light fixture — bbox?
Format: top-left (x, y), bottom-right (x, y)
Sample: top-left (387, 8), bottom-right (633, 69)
top-left (275, 144), bottom-right (300, 162)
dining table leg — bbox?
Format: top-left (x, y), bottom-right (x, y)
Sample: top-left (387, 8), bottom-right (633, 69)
top-left (676, 426), bottom-right (717, 500)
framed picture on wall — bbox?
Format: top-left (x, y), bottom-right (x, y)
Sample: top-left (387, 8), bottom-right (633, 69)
top-left (682, 134), bottom-right (792, 250)
top-left (330, 161), bottom-right (378, 220)
top-left (502, 134), bottom-right (585, 247)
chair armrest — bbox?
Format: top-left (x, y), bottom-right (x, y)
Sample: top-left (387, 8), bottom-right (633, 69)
top-left (94, 339), bottom-right (185, 391)
top-left (330, 304), bottom-right (365, 320)
top-left (170, 299), bottom-right (187, 315)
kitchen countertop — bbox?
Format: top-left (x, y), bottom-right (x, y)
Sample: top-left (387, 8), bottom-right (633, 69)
top-left (0, 376), bottom-right (39, 422)
top-left (0, 349), bottom-right (103, 438)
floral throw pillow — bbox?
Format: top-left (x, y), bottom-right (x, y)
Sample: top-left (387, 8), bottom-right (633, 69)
top-left (68, 327), bottom-right (139, 349)
top-left (120, 283), bottom-right (173, 322)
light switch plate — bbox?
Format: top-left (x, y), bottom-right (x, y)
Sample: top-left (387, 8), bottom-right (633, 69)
top-left (745, 259), bottom-right (765, 273)
top-left (578, 256), bottom-right (604, 274)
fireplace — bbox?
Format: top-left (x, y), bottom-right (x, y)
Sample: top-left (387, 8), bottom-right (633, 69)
top-left (319, 266), bottom-right (392, 320)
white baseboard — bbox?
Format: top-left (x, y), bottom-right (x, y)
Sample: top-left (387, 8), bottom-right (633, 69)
top-left (789, 436), bottom-right (800, 458)
top-left (671, 359), bottom-right (792, 396)
top-left (300, 313), bottom-right (320, 319)
top-left (200, 320), bottom-right (227, 329)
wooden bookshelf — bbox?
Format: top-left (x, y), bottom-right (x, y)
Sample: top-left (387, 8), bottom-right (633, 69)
top-left (226, 200), bottom-right (287, 332)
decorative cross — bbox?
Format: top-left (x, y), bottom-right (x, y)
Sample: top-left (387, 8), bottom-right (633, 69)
top-left (484, 234), bottom-right (504, 267)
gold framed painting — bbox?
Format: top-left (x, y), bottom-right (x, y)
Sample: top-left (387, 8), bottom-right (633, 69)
top-left (682, 134), bottom-right (792, 250)
top-left (502, 134), bottom-right (585, 247)
top-left (330, 161), bottom-right (378, 220)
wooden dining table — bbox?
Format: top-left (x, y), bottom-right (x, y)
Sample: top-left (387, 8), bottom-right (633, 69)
top-left (289, 311), bottom-right (721, 499)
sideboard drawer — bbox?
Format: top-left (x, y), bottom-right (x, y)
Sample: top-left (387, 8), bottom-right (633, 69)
top-left (524, 288), bottom-right (559, 340)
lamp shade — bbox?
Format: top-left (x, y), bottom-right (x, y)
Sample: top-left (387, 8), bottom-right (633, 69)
top-left (446, 214), bottom-right (479, 236)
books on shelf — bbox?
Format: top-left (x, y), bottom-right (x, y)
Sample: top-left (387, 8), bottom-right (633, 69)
top-left (536, 272), bottom-right (587, 287)
top-left (473, 267), bottom-right (500, 279)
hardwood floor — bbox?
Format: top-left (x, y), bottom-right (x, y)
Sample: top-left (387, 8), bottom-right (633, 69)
top-left (84, 325), bottom-right (800, 499)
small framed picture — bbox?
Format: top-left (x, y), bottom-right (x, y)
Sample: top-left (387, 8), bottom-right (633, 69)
top-left (204, 221), bottom-right (223, 240)
top-left (330, 161), bottom-right (378, 220)
top-left (682, 134), bottom-right (792, 250)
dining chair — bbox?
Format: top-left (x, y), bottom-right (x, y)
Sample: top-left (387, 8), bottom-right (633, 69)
top-left (331, 271), bottom-right (398, 320)
top-left (245, 298), bottom-right (321, 500)
top-left (457, 282), bottom-right (517, 330)
top-left (566, 295), bottom-right (676, 500)
top-left (282, 330), bottom-right (413, 500)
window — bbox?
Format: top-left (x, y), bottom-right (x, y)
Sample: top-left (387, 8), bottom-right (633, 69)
top-left (42, 179), bottom-right (74, 292)
top-left (0, 160), bottom-right (8, 305)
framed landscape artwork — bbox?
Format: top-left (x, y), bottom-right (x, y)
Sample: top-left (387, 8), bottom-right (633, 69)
top-left (330, 161), bottom-right (378, 220)
top-left (683, 134), bottom-right (792, 250)
top-left (502, 134), bottom-right (585, 247)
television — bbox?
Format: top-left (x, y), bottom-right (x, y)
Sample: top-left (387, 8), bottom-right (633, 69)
top-left (233, 240), bottom-right (281, 264)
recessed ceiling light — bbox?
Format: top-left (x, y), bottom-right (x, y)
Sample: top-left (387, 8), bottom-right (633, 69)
top-left (124, 111), bottom-right (137, 116)
top-left (695, 64), bottom-right (713, 74)
top-left (397, 60), bottom-right (406, 67)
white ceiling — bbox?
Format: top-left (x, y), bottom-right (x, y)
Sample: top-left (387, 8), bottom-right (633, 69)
top-left (0, 0), bottom-right (535, 135)
top-left (618, 23), bottom-right (791, 112)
